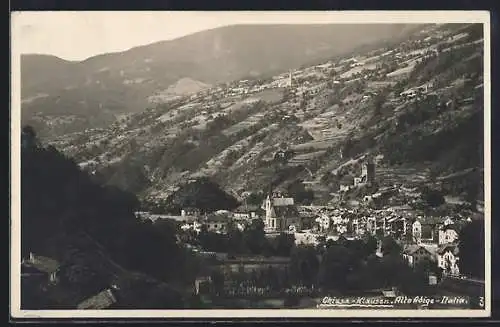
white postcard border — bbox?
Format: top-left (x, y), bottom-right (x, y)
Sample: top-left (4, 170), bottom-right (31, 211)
top-left (10, 10), bottom-right (492, 319)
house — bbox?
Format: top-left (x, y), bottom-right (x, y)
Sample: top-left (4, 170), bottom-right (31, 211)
top-left (194, 276), bottom-right (212, 295)
top-left (386, 216), bottom-right (407, 236)
top-left (437, 243), bottom-right (460, 276)
top-left (438, 223), bottom-right (460, 245)
top-left (204, 213), bottom-right (230, 233)
top-left (415, 81), bottom-right (434, 93)
top-left (350, 217), bottom-right (366, 236)
top-left (366, 216), bottom-right (378, 235)
top-left (21, 253), bottom-right (60, 284)
top-left (263, 192), bottom-right (301, 233)
top-left (180, 219), bottom-right (203, 233)
top-left (77, 288), bottom-right (118, 309)
top-left (339, 175), bottom-right (355, 192)
top-left (399, 89), bottom-right (417, 99)
top-left (315, 214), bottom-right (331, 232)
top-left (402, 244), bottom-right (437, 267)
top-left (181, 207), bottom-right (201, 217)
top-left (233, 204), bottom-right (265, 220)
top-left (354, 177), bottom-right (363, 186)
top-left (411, 217), bottom-right (443, 244)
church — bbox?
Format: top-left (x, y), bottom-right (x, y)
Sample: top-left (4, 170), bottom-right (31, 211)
top-left (262, 189), bottom-right (301, 233)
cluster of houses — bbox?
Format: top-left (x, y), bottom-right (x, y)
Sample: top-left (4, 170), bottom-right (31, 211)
top-left (136, 184), bottom-right (480, 279)
top-left (303, 203), bottom-right (482, 277)
top-left (404, 216), bottom-right (464, 276)
top-left (399, 81), bottom-right (436, 100)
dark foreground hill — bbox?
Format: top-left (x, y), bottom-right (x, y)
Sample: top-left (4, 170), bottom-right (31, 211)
top-left (20, 126), bottom-right (203, 309)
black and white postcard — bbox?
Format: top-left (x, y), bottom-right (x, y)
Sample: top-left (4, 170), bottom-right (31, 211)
top-left (10, 11), bottom-right (491, 319)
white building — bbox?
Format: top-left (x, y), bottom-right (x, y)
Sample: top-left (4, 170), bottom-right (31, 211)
top-left (438, 224), bottom-right (460, 245)
top-left (437, 243), bottom-right (460, 276)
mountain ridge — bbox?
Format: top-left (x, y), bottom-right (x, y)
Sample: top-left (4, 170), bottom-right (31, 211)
top-left (21, 23), bottom-right (423, 137)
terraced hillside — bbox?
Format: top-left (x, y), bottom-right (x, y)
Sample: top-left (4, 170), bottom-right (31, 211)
top-left (22, 24), bottom-right (423, 138)
top-left (45, 23), bottom-right (485, 206)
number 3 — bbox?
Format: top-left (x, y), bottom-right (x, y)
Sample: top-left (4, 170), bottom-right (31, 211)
top-left (479, 297), bottom-right (484, 308)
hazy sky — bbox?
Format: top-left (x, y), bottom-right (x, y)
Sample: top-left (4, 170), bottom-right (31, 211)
top-left (12, 11), bottom-right (488, 61)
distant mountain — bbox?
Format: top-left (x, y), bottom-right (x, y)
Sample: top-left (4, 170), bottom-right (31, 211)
top-left (44, 23), bottom-right (484, 206)
top-left (21, 23), bottom-right (422, 135)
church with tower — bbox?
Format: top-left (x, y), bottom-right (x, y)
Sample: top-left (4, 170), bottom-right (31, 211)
top-left (262, 188), bottom-right (301, 233)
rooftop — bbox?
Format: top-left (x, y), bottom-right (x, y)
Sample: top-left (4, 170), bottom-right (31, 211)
top-left (272, 197), bottom-right (295, 206)
top-left (234, 204), bottom-right (263, 213)
top-left (77, 289), bottom-right (117, 309)
top-left (437, 243), bottom-right (459, 255)
top-left (23, 255), bottom-right (60, 274)
top-left (403, 244), bottom-right (435, 256)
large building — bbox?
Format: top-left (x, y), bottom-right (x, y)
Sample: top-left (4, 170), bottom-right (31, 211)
top-left (263, 191), bottom-right (301, 233)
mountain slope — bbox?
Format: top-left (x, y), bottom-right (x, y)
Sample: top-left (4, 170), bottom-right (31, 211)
top-left (21, 23), bottom-right (422, 136)
top-left (45, 23), bottom-right (484, 206)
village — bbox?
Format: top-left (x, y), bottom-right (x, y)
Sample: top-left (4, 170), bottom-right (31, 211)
top-left (20, 23), bottom-right (486, 310)
top-left (134, 155), bottom-right (483, 282)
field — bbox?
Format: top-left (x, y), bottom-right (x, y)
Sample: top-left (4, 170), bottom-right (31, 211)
top-left (340, 63), bottom-right (378, 79)
top-left (288, 151), bottom-right (326, 166)
top-left (386, 63), bottom-right (417, 78)
top-left (221, 112), bottom-right (265, 136)
top-left (252, 88), bottom-right (284, 103)
top-left (291, 140), bottom-right (334, 151)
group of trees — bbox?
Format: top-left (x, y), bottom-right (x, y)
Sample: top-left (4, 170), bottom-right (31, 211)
top-left (184, 219), bottom-right (296, 258)
top-left (21, 126), bottom-right (195, 308)
top-left (421, 187), bottom-right (446, 207)
top-left (156, 177), bottom-right (241, 214)
top-left (382, 108), bottom-right (482, 169)
top-left (287, 179), bottom-right (315, 205)
top-left (206, 232), bottom-right (441, 296)
top-left (459, 219), bottom-right (485, 279)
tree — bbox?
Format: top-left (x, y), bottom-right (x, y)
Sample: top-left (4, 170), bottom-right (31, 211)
top-left (243, 219), bottom-right (267, 255)
top-left (22, 125), bottom-right (38, 149)
top-left (315, 235), bottom-right (327, 252)
top-left (20, 127), bottom-right (193, 308)
top-left (378, 253), bottom-right (414, 292)
top-left (422, 187), bottom-right (445, 207)
top-left (459, 219), bottom-right (485, 279)
top-left (211, 270), bottom-right (225, 296)
top-left (226, 220), bottom-right (246, 255)
top-left (273, 233), bottom-right (296, 257)
top-left (381, 236), bottom-right (402, 256)
top-left (290, 245), bottom-right (320, 287)
top-left (166, 177), bottom-right (240, 214)
top-left (362, 233), bottom-right (379, 256)
top-left (246, 192), bottom-right (265, 207)
top-left (373, 93), bottom-right (386, 117)
top-left (318, 244), bottom-right (353, 291)
top-left (464, 177), bottom-right (480, 211)
top-left (287, 180), bottom-right (315, 205)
